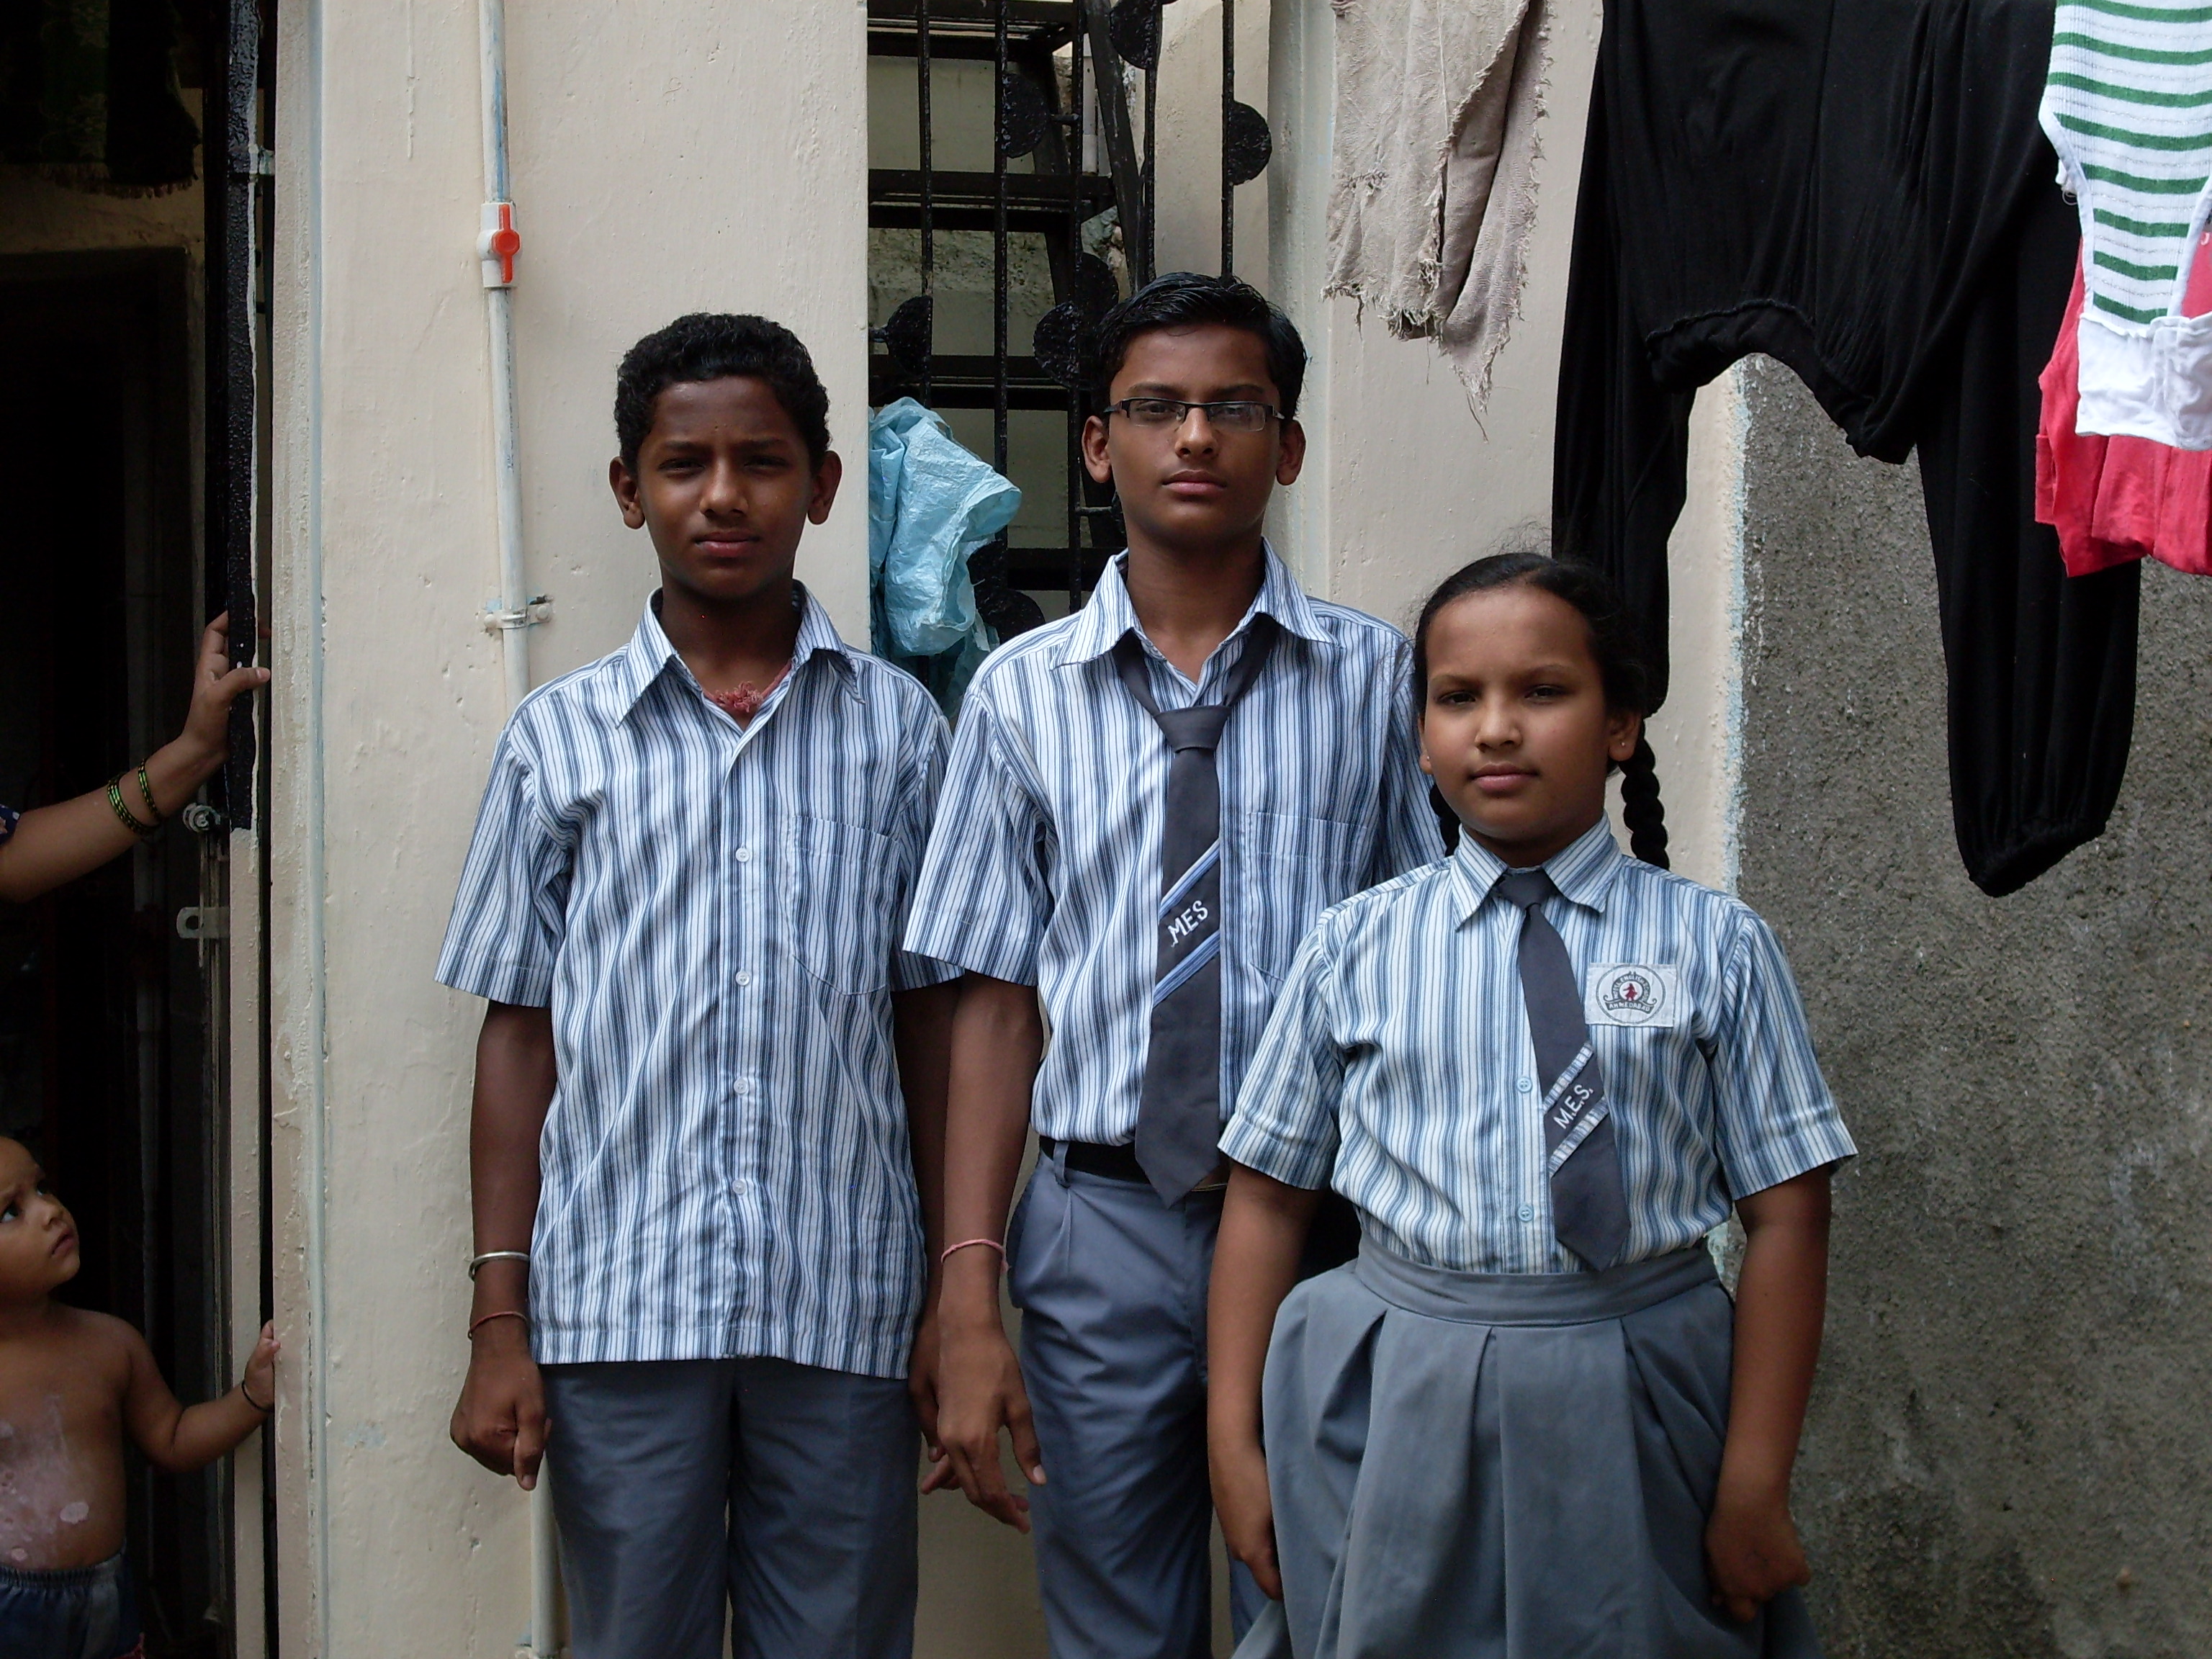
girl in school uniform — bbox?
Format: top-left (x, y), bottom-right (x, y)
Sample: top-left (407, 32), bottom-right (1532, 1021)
top-left (1208, 551), bottom-right (1854, 1658)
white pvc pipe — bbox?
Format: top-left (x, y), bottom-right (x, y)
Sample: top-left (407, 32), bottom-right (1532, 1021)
top-left (478, 0), bottom-right (533, 714)
top-left (475, 3), bottom-right (557, 1653)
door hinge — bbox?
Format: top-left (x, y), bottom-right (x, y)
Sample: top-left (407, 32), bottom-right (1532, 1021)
top-left (176, 907), bottom-right (230, 941)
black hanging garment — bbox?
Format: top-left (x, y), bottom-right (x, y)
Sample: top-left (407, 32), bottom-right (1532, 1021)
top-left (1553, 0), bottom-right (2139, 897)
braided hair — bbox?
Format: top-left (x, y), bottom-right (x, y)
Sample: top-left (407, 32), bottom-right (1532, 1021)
top-left (1412, 550), bottom-right (1670, 867)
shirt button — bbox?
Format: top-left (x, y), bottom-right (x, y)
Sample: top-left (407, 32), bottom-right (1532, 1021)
top-left (731, 1179), bottom-right (750, 1197)
top-left (734, 1078), bottom-right (756, 1097)
top-left (1518, 1204), bottom-right (1535, 1222)
top-left (733, 971), bottom-right (752, 987)
top-left (1516, 1076), bottom-right (1534, 1094)
top-left (735, 846), bottom-right (752, 863)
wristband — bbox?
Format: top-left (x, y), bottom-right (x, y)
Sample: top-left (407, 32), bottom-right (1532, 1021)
top-left (240, 1379), bottom-right (273, 1414)
top-left (939, 1238), bottom-right (1006, 1266)
top-left (469, 1250), bottom-right (531, 1280)
top-left (468, 1309), bottom-right (531, 1339)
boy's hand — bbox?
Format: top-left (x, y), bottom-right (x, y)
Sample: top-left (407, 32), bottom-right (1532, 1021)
top-left (1704, 1480), bottom-right (1810, 1622)
top-left (451, 1321), bottom-right (550, 1491)
top-left (241, 1322), bottom-right (279, 1409)
top-left (1210, 1431), bottom-right (1282, 1600)
top-left (909, 1294), bottom-right (955, 1494)
top-left (178, 612), bottom-right (271, 773)
top-left (936, 1310), bottom-right (1043, 1531)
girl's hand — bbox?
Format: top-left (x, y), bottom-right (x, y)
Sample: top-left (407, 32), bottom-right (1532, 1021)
top-left (240, 1321), bottom-right (279, 1409)
top-left (1704, 1482), bottom-right (1810, 1622)
top-left (1210, 1431), bottom-right (1282, 1601)
top-left (909, 1294), bottom-right (956, 1495)
top-left (176, 612), bottom-right (271, 775)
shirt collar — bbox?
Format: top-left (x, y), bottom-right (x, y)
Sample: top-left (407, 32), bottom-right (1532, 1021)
top-left (603, 583), bottom-right (860, 721)
top-left (1447, 815), bottom-right (1626, 923)
top-left (1053, 541), bottom-right (1330, 669)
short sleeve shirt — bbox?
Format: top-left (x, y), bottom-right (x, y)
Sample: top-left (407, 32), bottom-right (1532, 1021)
top-left (1222, 817), bottom-right (1856, 1273)
top-left (903, 548), bottom-right (1443, 1144)
top-left (436, 589), bottom-right (958, 1376)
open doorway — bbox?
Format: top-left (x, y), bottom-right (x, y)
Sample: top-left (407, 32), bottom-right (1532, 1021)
top-left (0, 249), bottom-right (237, 1657)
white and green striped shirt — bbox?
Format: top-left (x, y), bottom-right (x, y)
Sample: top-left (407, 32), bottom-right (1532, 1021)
top-left (2044, 0), bottom-right (2212, 326)
top-left (2042, 0), bottom-right (2212, 447)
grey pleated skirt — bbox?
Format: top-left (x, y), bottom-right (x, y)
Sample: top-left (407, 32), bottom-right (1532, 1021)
top-left (1235, 1241), bottom-right (1821, 1659)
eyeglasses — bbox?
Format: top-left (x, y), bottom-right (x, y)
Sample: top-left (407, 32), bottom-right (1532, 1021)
top-left (1103, 397), bottom-right (1285, 433)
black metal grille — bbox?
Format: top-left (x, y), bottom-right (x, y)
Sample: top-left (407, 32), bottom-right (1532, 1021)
top-left (868, 0), bottom-right (1272, 629)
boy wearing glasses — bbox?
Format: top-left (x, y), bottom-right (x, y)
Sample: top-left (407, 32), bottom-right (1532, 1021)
top-left (908, 274), bottom-right (1439, 1654)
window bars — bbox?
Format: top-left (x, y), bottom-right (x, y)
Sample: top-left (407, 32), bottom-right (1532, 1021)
top-left (868, 0), bottom-right (1273, 629)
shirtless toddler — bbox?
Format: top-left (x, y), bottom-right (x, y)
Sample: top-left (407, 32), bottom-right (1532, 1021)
top-left (0, 1137), bottom-right (276, 1658)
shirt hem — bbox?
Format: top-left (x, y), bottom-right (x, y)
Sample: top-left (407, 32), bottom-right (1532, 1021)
top-left (530, 1323), bottom-right (917, 1380)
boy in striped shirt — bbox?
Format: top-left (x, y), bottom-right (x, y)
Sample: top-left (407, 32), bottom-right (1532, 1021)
top-left (439, 315), bottom-right (957, 1659)
top-left (908, 274), bottom-right (1440, 1655)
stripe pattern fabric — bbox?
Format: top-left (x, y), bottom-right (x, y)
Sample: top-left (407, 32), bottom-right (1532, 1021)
top-left (1221, 818), bottom-right (1856, 1274)
top-left (2044, 0), bottom-right (2212, 329)
top-left (436, 590), bottom-right (957, 1376)
top-left (904, 548), bottom-right (1444, 1148)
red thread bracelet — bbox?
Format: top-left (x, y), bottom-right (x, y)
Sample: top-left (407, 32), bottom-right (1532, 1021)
top-left (468, 1309), bottom-right (531, 1339)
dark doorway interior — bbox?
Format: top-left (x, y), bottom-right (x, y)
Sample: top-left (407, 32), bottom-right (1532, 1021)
top-left (0, 250), bottom-right (232, 1657)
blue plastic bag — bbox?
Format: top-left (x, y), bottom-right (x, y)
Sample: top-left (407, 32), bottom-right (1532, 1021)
top-left (868, 398), bottom-right (1021, 711)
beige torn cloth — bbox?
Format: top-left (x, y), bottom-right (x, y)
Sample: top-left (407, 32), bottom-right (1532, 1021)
top-left (1326, 0), bottom-right (1550, 410)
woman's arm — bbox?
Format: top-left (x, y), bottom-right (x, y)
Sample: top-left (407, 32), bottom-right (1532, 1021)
top-left (0, 614), bottom-right (267, 904)
top-left (1704, 1165), bottom-right (1832, 1621)
top-left (1207, 1164), bottom-right (1321, 1601)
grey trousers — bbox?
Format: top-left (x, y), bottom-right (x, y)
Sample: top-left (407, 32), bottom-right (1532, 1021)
top-left (1009, 1150), bottom-right (1267, 1658)
top-left (541, 1357), bottom-right (918, 1659)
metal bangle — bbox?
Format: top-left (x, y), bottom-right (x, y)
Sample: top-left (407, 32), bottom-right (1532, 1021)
top-left (469, 1250), bottom-right (531, 1280)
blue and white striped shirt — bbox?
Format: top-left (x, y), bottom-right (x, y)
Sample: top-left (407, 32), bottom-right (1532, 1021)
top-left (1222, 818), bottom-right (1854, 1273)
top-left (904, 548), bottom-right (1442, 1144)
top-left (436, 590), bottom-right (958, 1377)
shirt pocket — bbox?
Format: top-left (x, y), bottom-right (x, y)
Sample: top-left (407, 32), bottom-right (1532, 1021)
top-left (782, 814), bottom-right (897, 994)
top-left (1241, 810), bottom-right (1367, 984)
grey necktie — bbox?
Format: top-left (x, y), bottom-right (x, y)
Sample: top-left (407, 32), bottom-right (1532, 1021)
top-left (1115, 618), bottom-right (1280, 1202)
top-left (1493, 868), bottom-right (1632, 1270)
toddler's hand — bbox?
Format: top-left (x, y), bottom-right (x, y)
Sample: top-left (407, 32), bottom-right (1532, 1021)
top-left (240, 1321), bottom-right (279, 1411)
top-left (1704, 1483), bottom-right (1809, 1623)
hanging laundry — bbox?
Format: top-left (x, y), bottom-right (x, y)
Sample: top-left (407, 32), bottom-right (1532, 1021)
top-left (1553, 0), bottom-right (2139, 898)
top-left (868, 397), bottom-right (1021, 714)
top-left (2038, 234), bottom-right (2212, 578)
top-left (1325, 0), bottom-right (1550, 408)
top-left (2041, 1), bottom-right (2212, 451)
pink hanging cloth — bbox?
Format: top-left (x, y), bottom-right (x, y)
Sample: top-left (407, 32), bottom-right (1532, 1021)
top-left (2037, 231), bottom-right (2212, 578)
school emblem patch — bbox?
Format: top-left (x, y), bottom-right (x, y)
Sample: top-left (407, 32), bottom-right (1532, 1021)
top-left (1584, 963), bottom-right (1683, 1028)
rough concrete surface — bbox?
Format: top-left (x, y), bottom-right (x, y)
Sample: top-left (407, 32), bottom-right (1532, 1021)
top-left (1727, 359), bottom-right (2212, 1656)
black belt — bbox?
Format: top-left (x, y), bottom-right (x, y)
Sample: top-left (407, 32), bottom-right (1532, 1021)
top-left (1041, 1138), bottom-right (1229, 1192)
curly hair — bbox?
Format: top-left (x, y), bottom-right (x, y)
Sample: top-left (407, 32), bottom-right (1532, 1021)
top-left (613, 313), bottom-right (831, 471)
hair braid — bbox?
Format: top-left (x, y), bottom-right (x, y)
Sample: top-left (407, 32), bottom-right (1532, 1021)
top-left (1618, 733), bottom-right (1670, 868)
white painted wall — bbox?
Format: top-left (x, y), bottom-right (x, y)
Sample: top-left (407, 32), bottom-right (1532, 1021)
top-left (264, 2), bottom-right (868, 1651)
